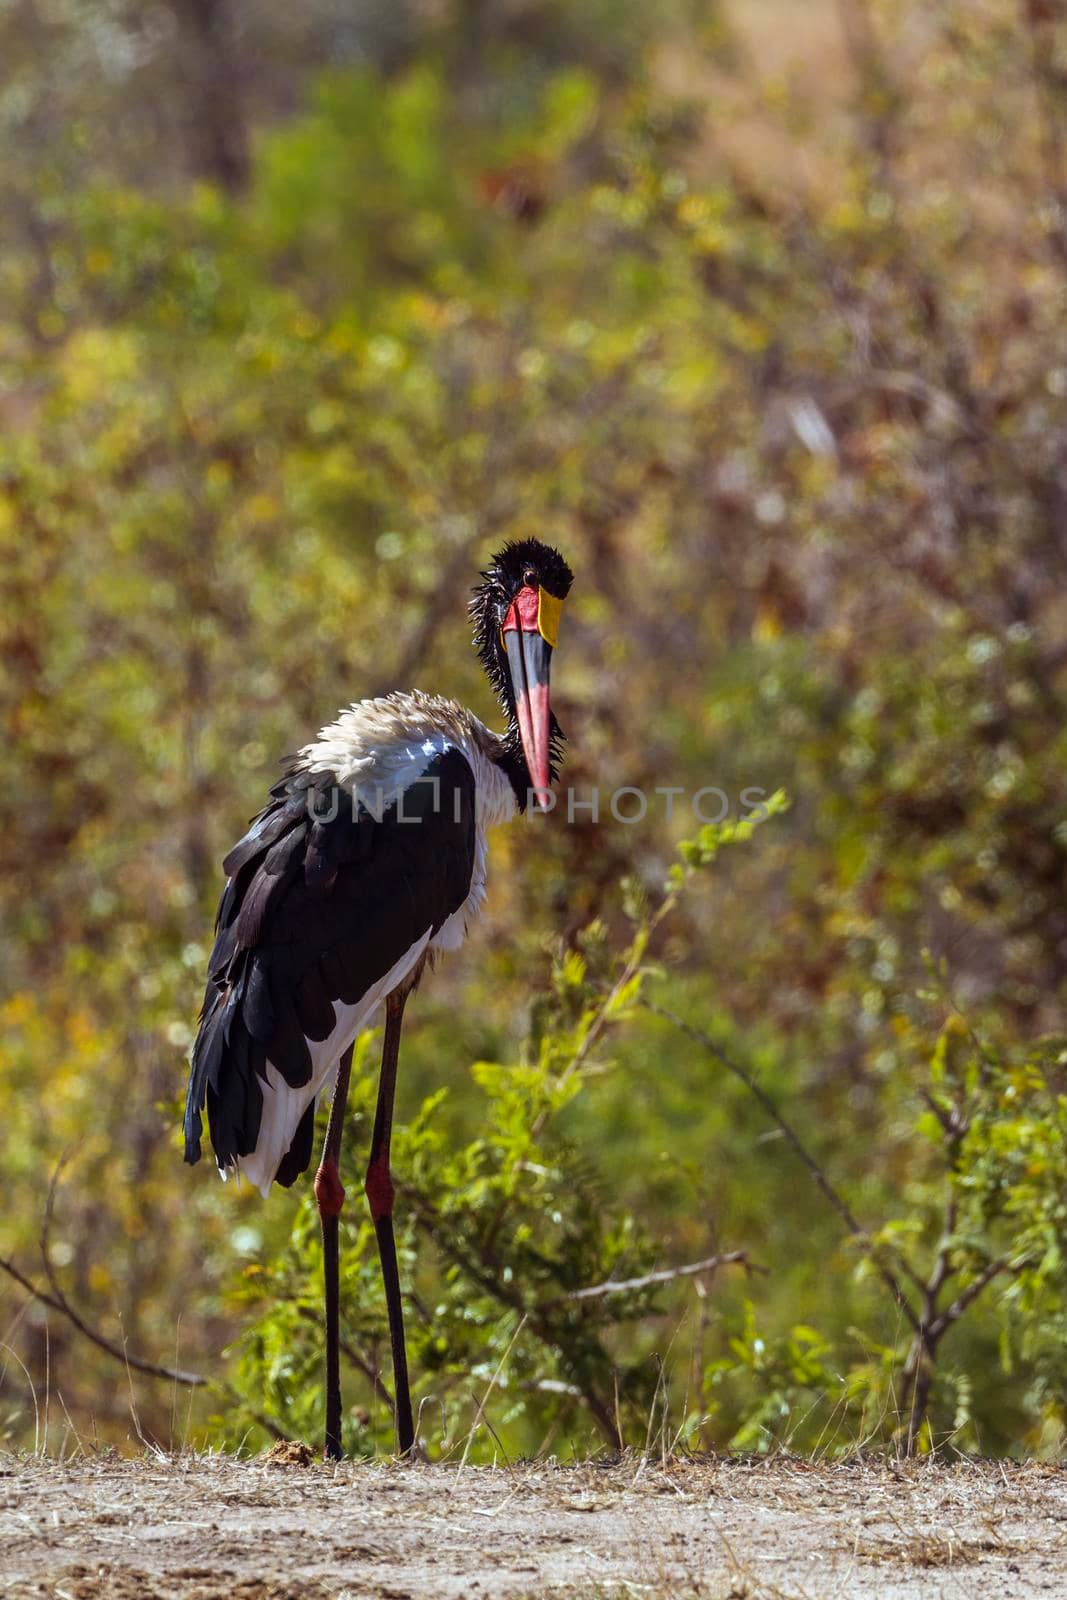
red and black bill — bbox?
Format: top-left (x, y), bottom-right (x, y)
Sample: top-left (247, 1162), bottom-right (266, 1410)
top-left (502, 584), bottom-right (561, 809)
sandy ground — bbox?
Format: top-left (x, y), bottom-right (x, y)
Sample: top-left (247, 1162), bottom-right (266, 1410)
top-left (1, 1450), bottom-right (1065, 1599)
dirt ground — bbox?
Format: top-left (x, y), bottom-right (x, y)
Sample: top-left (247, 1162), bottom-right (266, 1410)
top-left (1, 1450), bottom-right (1065, 1599)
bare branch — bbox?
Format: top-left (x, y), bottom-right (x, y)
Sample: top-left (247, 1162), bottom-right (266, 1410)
top-left (1022, 0), bottom-right (1067, 271)
top-left (401, 1186), bottom-right (622, 1449)
top-left (835, 0), bottom-right (898, 174)
top-left (918, 1089), bottom-right (968, 1146)
top-left (292, 1301), bottom-right (396, 1416)
top-left (4, 1169), bottom-right (297, 1444)
top-left (645, 1002), bottom-right (921, 1332)
top-left (928, 1257), bottom-right (1025, 1344)
top-left (0, 1252), bottom-right (207, 1388)
top-left (0, 1161), bottom-right (208, 1388)
top-left (340, 1337), bottom-right (396, 1416)
top-left (1, 1244), bottom-right (297, 1444)
top-left (542, 1251), bottom-right (756, 1309)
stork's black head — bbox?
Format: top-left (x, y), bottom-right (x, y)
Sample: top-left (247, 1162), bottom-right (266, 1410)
top-left (471, 539), bottom-right (574, 808)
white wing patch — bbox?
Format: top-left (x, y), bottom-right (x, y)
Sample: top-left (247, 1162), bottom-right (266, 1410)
top-left (238, 929), bottom-right (433, 1198)
top-left (301, 691), bottom-right (517, 829)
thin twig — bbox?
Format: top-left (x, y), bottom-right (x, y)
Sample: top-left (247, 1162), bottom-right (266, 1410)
top-left (544, 1251), bottom-right (756, 1307)
top-left (290, 1296), bottom-right (395, 1413)
top-left (644, 1002), bottom-right (920, 1332)
top-left (835, 0), bottom-right (898, 175)
top-left (0, 1249), bottom-right (294, 1442)
top-left (401, 1186), bottom-right (621, 1447)
top-left (339, 1337), bottom-right (396, 1415)
top-left (458, 1312), bottom-right (528, 1469)
top-left (928, 1257), bottom-right (1023, 1343)
top-left (1022, 0), bottom-right (1067, 272)
top-left (0, 1253), bottom-right (207, 1387)
top-left (33, 1159), bottom-right (209, 1386)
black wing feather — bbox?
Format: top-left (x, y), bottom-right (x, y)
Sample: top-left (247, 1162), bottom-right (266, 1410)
top-left (274, 1101), bottom-right (317, 1188)
top-left (183, 748), bottom-right (478, 1187)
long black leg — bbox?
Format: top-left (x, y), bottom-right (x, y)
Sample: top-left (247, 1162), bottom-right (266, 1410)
top-left (314, 1040), bottom-right (355, 1461)
top-left (365, 983), bottom-right (416, 1456)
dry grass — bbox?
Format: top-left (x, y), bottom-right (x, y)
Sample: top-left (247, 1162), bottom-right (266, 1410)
top-left (855, 1530), bottom-right (1023, 1567)
top-left (1, 1451), bottom-right (1065, 1599)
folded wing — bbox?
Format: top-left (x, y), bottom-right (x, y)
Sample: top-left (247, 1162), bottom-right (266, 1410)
top-left (183, 745), bottom-right (477, 1190)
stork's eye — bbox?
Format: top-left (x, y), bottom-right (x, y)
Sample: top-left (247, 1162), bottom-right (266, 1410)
top-left (522, 567), bottom-right (538, 587)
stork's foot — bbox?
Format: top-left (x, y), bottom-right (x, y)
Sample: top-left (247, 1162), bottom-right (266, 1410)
top-left (314, 1159), bottom-right (345, 1219)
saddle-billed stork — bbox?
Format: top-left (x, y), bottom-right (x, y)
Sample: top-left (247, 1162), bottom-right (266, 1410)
top-left (183, 539), bottom-right (574, 1458)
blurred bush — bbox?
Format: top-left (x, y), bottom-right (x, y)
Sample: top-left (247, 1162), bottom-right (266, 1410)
top-left (3, 0), bottom-right (1067, 1460)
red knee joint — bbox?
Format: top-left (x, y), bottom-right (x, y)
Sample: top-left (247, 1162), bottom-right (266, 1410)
top-left (314, 1160), bottom-right (346, 1219)
top-left (364, 1154), bottom-right (394, 1223)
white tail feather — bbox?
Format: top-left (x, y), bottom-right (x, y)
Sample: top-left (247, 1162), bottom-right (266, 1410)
top-left (237, 929), bottom-right (433, 1197)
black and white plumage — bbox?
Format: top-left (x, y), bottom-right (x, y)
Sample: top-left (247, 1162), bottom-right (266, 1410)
top-left (183, 538), bottom-right (574, 1457)
top-left (184, 701), bottom-right (512, 1195)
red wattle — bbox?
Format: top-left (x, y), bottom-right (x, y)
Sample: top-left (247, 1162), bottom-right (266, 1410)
top-left (502, 585), bottom-right (540, 634)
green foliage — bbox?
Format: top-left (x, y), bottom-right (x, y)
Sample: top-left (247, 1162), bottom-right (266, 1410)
top-left (227, 809), bottom-right (785, 1457)
top-left (229, 796), bottom-right (1067, 1461)
top-left (707, 1304), bottom-right (847, 1454)
top-left (4, 0), bottom-right (1067, 1464)
top-left (703, 1016), bottom-right (1067, 1457)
